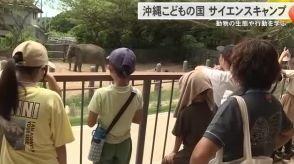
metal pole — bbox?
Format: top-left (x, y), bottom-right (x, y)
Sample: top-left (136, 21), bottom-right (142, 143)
top-left (88, 66), bottom-right (95, 98)
top-left (80, 81), bottom-right (85, 164)
top-left (135, 80), bottom-right (151, 164)
top-left (162, 80), bottom-right (175, 158)
top-left (183, 60), bottom-right (188, 72)
top-left (62, 81), bottom-right (66, 107)
top-left (150, 80), bottom-right (162, 164)
top-left (40, 0), bottom-right (42, 18)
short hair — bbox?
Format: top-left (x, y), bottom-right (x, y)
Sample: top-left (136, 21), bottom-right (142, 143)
top-left (231, 39), bottom-right (281, 90)
top-left (110, 63), bottom-right (132, 79)
top-left (220, 45), bottom-right (234, 65)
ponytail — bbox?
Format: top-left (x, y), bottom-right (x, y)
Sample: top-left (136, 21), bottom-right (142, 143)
top-left (0, 59), bottom-right (19, 120)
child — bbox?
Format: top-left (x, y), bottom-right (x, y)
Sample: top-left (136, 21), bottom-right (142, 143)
top-left (0, 40), bottom-right (74, 164)
top-left (87, 48), bottom-right (143, 164)
top-left (162, 69), bottom-right (214, 164)
top-left (277, 48), bottom-right (294, 159)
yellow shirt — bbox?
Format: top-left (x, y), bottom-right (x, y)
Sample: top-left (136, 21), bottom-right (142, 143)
top-left (0, 86), bottom-right (75, 164)
top-left (88, 85), bottom-right (143, 144)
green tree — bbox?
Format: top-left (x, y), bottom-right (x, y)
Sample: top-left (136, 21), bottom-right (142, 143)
top-left (59, 0), bottom-right (294, 56)
top-left (50, 11), bottom-right (76, 33)
top-left (60, 0), bottom-right (138, 47)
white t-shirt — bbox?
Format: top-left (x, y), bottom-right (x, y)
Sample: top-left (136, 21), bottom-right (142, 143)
top-left (202, 67), bottom-right (237, 107)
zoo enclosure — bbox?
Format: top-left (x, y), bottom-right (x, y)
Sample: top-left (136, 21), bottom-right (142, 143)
top-left (44, 43), bottom-right (218, 65)
top-left (51, 72), bottom-right (183, 164)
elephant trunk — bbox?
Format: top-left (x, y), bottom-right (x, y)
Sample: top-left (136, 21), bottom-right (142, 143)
top-left (66, 45), bottom-right (73, 71)
top-left (66, 45), bottom-right (74, 70)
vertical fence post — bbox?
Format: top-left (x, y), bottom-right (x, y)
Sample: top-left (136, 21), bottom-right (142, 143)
top-left (80, 81), bottom-right (85, 164)
top-left (150, 80), bottom-right (162, 164)
top-left (206, 59), bottom-right (211, 67)
top-left (154, 63), bottom-right (161, 92)
top-left (89, 66), bottom-right (96, 98)
top-left (63, 44), bottom-right (67, 62)
top-left (136, 80), bottom-right (151, 164)
top-left (162, 80), bottom-right (175, 159)
top-left (182, 60), bottom-right (188, 72)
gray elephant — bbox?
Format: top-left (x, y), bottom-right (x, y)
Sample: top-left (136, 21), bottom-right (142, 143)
top-left (66, 44), bottom-right (106, 72)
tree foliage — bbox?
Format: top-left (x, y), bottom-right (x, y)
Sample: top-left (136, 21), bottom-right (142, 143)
top-left (0, 0), bottom-right (41, 48)
top-left (50, 11), bottom-right (76, 33)
top-left (57, 0), bottom-right (294, 60)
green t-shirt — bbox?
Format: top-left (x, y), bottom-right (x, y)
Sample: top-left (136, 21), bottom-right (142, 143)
top-left (88, 84), bottom-right (143, 144)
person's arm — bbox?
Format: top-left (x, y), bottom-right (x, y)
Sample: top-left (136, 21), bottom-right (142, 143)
top-left (283, 70), bottom-right (294, 78)
top-left (87, 90), bottom-right (101, 127)
top-left (87, 111), bottom-right (98, 127)
top-left (56, 145), bottom-right (67, 164)
top-left (132, 109), bottom-right (143, 124)
top-left (196, 65), bottom-right (232, 83)
top-left (190, 98), bottom-right (240, 164)
top-left (278, 47), bottom-right (290, 65)
top-left (162, 136), bottom-right (182, 164)
top-left (275, 106), bottom-right (294, 149)
top-left (44, 73), bottom-right (62, 96)
top-left (275, 128), bottom-right (294, 149)
top-left (190, 137), bottom-right (219, 164)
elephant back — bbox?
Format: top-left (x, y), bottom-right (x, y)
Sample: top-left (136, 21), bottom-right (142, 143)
top-left (77, 44), bottom-right (106, 63)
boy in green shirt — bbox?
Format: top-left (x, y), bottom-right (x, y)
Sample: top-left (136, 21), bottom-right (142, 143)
top-left (87, 48), bottom-right (143, 164)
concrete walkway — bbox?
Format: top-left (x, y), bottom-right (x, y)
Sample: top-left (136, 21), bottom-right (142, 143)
top-left (67, 112), bottom-right (176, 164)
top-left (67, 112), bottom-right (294, 164)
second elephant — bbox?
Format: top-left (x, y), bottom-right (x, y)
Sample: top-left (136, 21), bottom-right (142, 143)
top-left (66, 44), bottom-right (106, 72)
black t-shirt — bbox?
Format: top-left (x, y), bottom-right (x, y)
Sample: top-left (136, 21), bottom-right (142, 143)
top-left (173, 101), bottom-right (214, 151)
top-left (204, 91), bottom-right (292, 162)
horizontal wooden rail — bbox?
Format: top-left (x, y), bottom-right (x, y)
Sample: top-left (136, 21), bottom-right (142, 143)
top-left (52, 72), bottom-right (184, 81)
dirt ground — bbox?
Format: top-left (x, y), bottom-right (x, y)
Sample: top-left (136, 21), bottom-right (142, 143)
top-left (50, 61), bottom-right (183, 97)
top-left (52, 60), bottom-right (183, 73)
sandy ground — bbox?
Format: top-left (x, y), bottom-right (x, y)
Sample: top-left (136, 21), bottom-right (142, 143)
top-left (67, 112), bottom-right (294, 164)
top-left (50, 61), bottom-right (182, 97)
top-left (67, 112), bottom-right (177, 164)
top-left (52, 60), bottom-right (183, 73)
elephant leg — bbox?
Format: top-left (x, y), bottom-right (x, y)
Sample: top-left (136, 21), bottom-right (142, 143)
top-left (73, 62), bottom-right (78, 72)
top-left (95, 65), bottom-right (99, 72)
top-left (78, 64), bottom-right (82, 72)
top-left (101, 63), bottom-right (106, 72)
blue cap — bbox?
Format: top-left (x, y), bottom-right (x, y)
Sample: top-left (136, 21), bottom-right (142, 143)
top-left (107, 48), bottom-right (136, 77)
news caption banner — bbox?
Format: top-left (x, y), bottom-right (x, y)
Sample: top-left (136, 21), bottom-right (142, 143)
top-left (138, 2), bottom-right (294, 27)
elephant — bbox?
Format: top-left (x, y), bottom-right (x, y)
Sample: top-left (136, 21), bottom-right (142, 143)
top-left (66, 44), bottom-right (106, 72)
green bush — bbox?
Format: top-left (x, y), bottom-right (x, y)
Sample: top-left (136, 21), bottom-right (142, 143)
top-left (0, 27), bottom-right (38, 50)
top-left (67, 88), bottom-right (180, 126)
top-left (0, 37), bottom-right (11, 50)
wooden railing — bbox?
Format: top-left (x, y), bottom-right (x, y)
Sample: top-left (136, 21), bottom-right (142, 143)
top-left (52, 72), bottom-right (184, 164)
